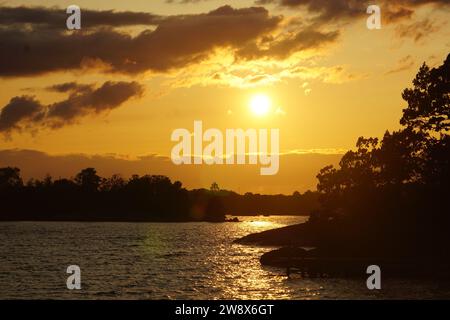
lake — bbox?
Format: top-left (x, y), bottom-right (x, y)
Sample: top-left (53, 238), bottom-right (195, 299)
top-left (1, 216), bottom-right (449, 299)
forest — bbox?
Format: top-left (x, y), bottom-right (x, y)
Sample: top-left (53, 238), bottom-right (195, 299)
top-left (0, 168), bottom-right (318, 222)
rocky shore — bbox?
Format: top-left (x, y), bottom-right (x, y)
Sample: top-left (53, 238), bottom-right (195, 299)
top-left (235, 222), bottom-right (450, 278)
top-left (234, 222), bottom-right (317, 246)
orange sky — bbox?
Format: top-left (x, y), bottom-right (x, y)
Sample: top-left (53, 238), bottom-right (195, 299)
top-left (0, 0), bottom-right (449, 193)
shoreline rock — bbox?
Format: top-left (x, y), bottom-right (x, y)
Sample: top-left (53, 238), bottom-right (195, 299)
top-left (234, 222), bottom-right (317, 246)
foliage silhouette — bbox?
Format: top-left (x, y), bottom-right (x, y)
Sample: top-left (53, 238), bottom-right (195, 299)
top-left (311, 55), bottom-right (450, 259)
top-left (239, 54), bottom-right (450, 267)
top-left (0, 168), bottom-right (318, 222)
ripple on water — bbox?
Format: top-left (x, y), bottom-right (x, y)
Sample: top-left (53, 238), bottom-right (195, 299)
top-left (1, 217), bottom-right (450, 299)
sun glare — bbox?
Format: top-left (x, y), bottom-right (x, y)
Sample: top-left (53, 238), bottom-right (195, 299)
top-left (250, 94), bottom-right (271, 116)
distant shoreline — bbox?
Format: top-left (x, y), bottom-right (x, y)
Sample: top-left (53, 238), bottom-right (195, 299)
top-left (0, 213), bottom-right (309, 223)
top-left (0, 166), bottom-right (318, 223)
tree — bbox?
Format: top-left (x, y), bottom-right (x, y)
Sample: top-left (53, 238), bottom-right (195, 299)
top-left (401, 54), bottom-right (450, 134)
top-left (210, 182), bottom-right (220, 193)
top-left (316, 54), bottom-right (450, 219)
top-left (399, 54), bottom-right (450, 185)
top-left (74, 168), bottom-right (102, 192)
top-left (100, 174), bottom-right (125, 192)
top-left (0, 167), bottom-right (23, 189)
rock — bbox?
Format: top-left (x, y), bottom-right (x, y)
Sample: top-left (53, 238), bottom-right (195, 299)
top-left (234, 222), bottom-right (318, 246)
top-left (260, 247), bottom-right (310, 267)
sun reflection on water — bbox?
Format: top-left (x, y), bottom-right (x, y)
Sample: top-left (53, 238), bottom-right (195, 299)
top-left (247, 220), bottom-right (277, 229)
top-left (1, 218), bottom-right (446, 299)
top-left (205, 216), bottom-right (313, 299)
top-left (135, 216), bottom-right (317, 299)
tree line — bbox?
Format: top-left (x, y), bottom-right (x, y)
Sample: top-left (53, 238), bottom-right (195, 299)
top-left (0, 167), bottom-right (318, 222)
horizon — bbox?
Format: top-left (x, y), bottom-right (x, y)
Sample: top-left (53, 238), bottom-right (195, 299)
top-left (0, 148), bottom-right (343, 194)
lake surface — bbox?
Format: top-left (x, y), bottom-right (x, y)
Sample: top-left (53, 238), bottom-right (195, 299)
top-left (1, 216), bottom-right (449, 299)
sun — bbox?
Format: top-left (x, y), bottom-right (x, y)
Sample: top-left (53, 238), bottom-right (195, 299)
top-left (250, 94), bottom-right (271, 116)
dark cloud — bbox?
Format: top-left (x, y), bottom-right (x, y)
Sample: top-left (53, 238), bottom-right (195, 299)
top-left (47, 82), bottom-right (94, 93)
top-left (278, 0), bottom-right (367, 22)
top-left (0, 82), bottom-right (143, 134)
top-left (47, 81), bottom-right (144, 127)
top-left (167, 0), bottom-right (450, 25)
top-left (256, 0), bottom-right (449, 24)
top-left (271, 0), bottom-right (450, 8)
top-left (1, 2), bottom-right (446, 78)
top-left (383, 5), bottom-right (414, 22)
top-left (0, 96), bottom-right (45, 133)
top-left (0, 6), bottom-right (281, 77)
top-left (0, 6), bottom-right (163, 29)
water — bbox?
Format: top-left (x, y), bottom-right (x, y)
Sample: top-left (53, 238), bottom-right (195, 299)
top-left (1, 216), bottom-right (449, 299)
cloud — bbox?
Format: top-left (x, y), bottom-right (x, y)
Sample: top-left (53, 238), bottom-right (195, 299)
top-left (164, 52), bottom-right (359, 89)
top-left (236, 27), bottom-right (339, 60)
top-left (385, 55), bottom-right (415, 75)
top-left (0, 81), bottom-right (143, 135)
top-left (256, 0), bottom-right (449, 24)
top-left (0, 6), bottom-right (163, 29)
top-left (0, 96), bottom-right (45, 134)
top-left (275, 0), bottom-right (368, 22)
top-left (395, 18), bottom-right (445, 43)
top-left (286, 65), bottom-right (358, 84)
top-left (0, 6), bottom-right (281, 77)
top-left (47, 82), bottom-right (94, 93)
top-left (46, 81), bottom-right (144, 127)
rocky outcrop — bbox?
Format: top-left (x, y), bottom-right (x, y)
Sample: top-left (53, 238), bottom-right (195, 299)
top-left (234, 222), bottom-right (318, 246)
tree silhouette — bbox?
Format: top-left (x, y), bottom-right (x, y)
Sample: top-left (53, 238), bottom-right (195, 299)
top-left (0, 167), bottom-right (23, 189)
top-left (401, 55), bottom-right (450, 134)
top-left (318, 54), bottom-right (450, 203)
top-left (74, 168), bottom-right (102, 192)
top-left (309, 54), bottom-right (450, 259)
top-left (210, 182), bottom-right (220, 192)
top-left (0, 167), bottom-right (317, 222)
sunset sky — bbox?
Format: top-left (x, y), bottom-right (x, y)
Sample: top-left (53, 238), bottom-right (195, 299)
top-left (0, 0), bottom-right (449, 193)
